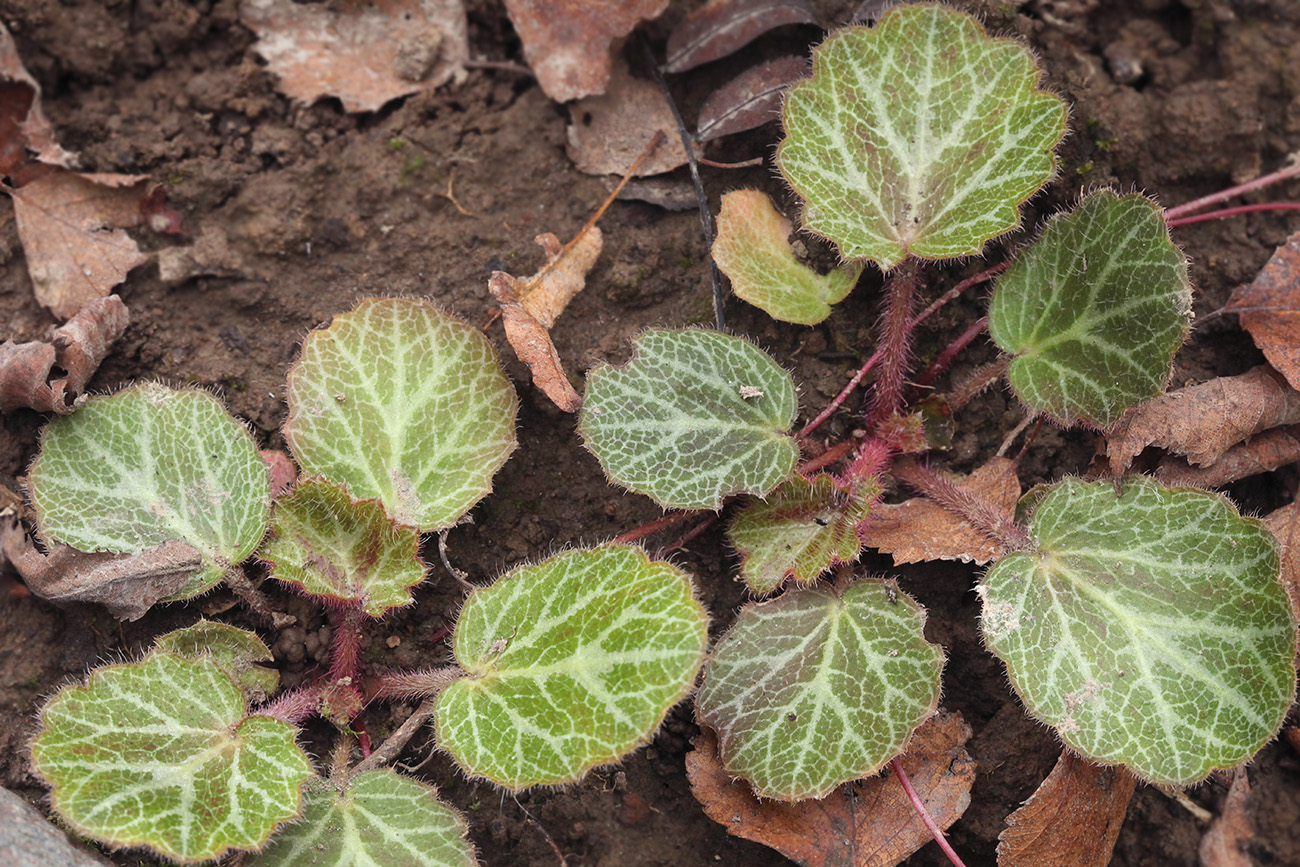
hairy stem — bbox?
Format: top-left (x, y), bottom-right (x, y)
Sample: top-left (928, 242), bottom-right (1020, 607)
top-left (369, 665), bottom-right (467, 701)
top-left (892, 458), bottom-right (1033, 553)
top-left (890, 757), bottom-right (970, 867)
top-left (328, 604), bottom-right (366, 683)
top-left (257, 684), bottom-right (322, 726)
top-left (866, 258), bottom-right (922, 430)
top-left (915, 317), bottom-right (988, 390)
top-left (1166, 201), bottom-right (1300, 227)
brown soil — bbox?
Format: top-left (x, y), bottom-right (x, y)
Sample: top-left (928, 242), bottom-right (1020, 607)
top-left (2, 1), bottom-right (1299, 865)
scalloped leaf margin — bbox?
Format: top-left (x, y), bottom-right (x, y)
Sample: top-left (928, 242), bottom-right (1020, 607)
top-left (981, 477), bottom-right (1297, 786)
top-left (777, 3), bottom-right (1068, 269)
top-left (285, 297), bottom-right (518, 531)
top-left (435, 544), bottom-right (709, 789)
top-left (579, 329), bottom-right (799, 510)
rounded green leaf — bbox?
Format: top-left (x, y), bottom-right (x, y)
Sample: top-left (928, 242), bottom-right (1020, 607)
top-left (30, 651), bottom-right (312, 863)
top-left (249, 770), bottom-right (476, 867)
top-left (28, 384), bottom-right (271, 599)
top-left (988, 191), bottom-right (1192, 428)
top-left (728, 474), bottom-right (879, 596)
top-left (696, 580), bottom-right (944, 800)
top-left (777, 4), bottom-right (1068, 269)
top-left (261, 478), bottom-right (427, 616)
top-left (713, 190), bottom-right (863, 325)
top-left (154, 620), bottom-right (280, 703)
top-left (981, 477), bottom-right (1297, 786)
top-left (435, 545), bottom-right (709, 789)
top-left (285, 297), bottom-right (518, 531)
top-left (579, 329), bottom-right (799, 510)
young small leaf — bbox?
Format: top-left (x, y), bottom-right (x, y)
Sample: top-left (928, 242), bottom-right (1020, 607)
top-left (696, 579), bottom-right (944, 800)
top-left (727, 473), bottom-right (879, 596)
top-left (713, 190), bottom-right (863, 325)
top-left (248, 770), bottom-right (475, 867)
top-left (154, 620), bottom-right (280, 703)
top-left (580, 329), bottom-right (799, 510)
top-left (28, 383), bottom-right (271, 599)
top-left (777, 4), bottom-right (1067, 269)
top-left (261, 478), bottom-right (427, 616)
top-left (989, 191), bottom-right (1191, 428)
top-left (31, 651), bottom-right (312, 863)
top-left (981, 477), bottom-right (1297, 786)
top-left (435, 545), bottom-right (709, 789)
top-left (285, 297), bottom-right (518, 531)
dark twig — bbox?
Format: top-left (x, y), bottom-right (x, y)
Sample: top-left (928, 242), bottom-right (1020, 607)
top-left (640, 33), bottom-right (725, 330)
top-left (352, 697), bottom-right (438, 775)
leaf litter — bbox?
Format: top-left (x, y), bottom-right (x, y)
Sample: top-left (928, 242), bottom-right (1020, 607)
top-left (685, 711), bottom-right (974, 867)
top-left (241, 0), bottom-right (469, 113)
top-left (696, 55), bottom-right (808, 142)
top-left (1228, 228), bottom-right (1300, 391)
top-left (997, 749), bottom-right (1138, 867)
top-left (664, 0), bottom-right (817, 74)
top-left (0, 295), bottom-right (128, 414)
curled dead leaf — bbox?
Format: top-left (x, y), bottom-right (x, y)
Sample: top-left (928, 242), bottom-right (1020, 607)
top-left (0, 21), bottom-right (73, 174)
top-left (1155, 424), bottom-right (1300, 488)
top-left (489, 272), bottom-right (582, 413)
top-left (997, 749), bottom-right (1138, 867)
top-left (697, 55), bottom-right (808, 142)
top-left (567, 61), bottom-right (697, 176)
top-left (12, 172), bottom-right (153, 319)
top-left (0, 294), bottom-right (129, 413)
top-left (861, 457), bottom-right (1021, 565)
top-left (1228, 229), bottom-right (1300, 391)
top-left (242, 0), bottom-right (469, 112)
top-left (1106, 366), bottom-right (1300, 476)
top-left (1261, 502), bottom-right (1300, 652)
top-left (1, 517), bottom-right (201, 621)
top-left (505, 0), bottom-right (669, 102)
top-left (686, 711), bottom-right (974, 867)
top-left (664, 0), bottom-right (817, 74)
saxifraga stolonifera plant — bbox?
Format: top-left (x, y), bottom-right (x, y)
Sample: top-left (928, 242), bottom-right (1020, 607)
top-left (16, 4), bottom-right (1298, 866)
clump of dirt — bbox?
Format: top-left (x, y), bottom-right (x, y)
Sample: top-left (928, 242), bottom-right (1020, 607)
top-left (2, 1), bottom-right (1299, 865)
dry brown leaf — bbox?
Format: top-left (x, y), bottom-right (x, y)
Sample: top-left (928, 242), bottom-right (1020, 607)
top-left (505, 0), bottom-right (669, 102)
top-left (1229, 229), bottom-right (1300, 391)
top-left (861, 457), bottom-right (1021, 565)
top-left (697, 55), bottom-right (807, 142)
top-left (0, 21), bottom-right (72, 174)
top-left (1198, 768), bottom-right (1253, 867)
top-left (0, 294), bottom-right (128, 413)
top-left (242, 0), bottom-right (469, 113)
top-left (489, 272), bottom-right (582, 412)
top-left (665, 0), bottom-right (817, 74)
top-left (1, 517), bottom-right (201, 621)
top-left (1155, 425), bottom-right (1300, 488)
top-left (567, 60), bottom-right (697, 176)
top-left (260, 449), bottom-right (299, 499)
top-left (686, 711), bottom-right (974, 867)
top-left (516, 229), bottom-right (603, 328)
top-left (1261, 502), bottom-right (1300, 649)
top-left (1105, 366), bottom-right (1300, 476)
top-left (997, 749), bottom-right (1138, 867)
top-left (12, 171), bottom-right (151, 319)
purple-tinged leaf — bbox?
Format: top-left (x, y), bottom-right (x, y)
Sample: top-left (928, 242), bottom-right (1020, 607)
top-left (697, 56), bottom-right (807, 142)
top-left (664, 0), bottom-right (817, 74)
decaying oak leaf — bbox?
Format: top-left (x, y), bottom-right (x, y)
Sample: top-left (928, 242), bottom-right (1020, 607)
top-left (1229, 230), bottom-right (1300, 391)
top-left (860, 457), bottom-right (1021, 565)
top-left (241, 0), bottom-right (469, 113)
top-left (1, 517), bottom-right (201, 621)
top-left (505, 0), bottom-right (668, 102)
top-left (0, 21), bottom-right (72, 175)
top-left (1105, 366), bottom-right (1300, 476)
top-left (1155, 425), bottom-right (1300, 489)
top-left (489, 228), bottom-right (601, 412)
top-left (697, 56), bottom-right (807, 142)
top-left (997, 749), bottom-right (1138, 867)
top-left (665, 0), bottom-right (816, 74)
top-left (1198, 768), bottom-right (1252, 867)
top-left (12, 172), bottom-right (152, 319)
top-left (567, 60), bottom-right (697, 176)
top-left (0, 295), bottom-right (128, 413)
top-left (686, 711), bottom-right (974, 867)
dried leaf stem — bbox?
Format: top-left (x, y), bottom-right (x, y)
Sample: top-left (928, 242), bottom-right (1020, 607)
top-left (890, 757), bottom-right (971, 867)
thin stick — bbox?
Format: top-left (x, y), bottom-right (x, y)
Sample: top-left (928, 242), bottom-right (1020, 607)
top-left (1166, 201), bottom-right (1300, 227)
top-left (915, 317), bottom-right (988, 389)
top-left (224, 568), bottom-right (295, 628)
top-left (798, 439), bottom-right (856, 475)
top-left (890, 758), bottom-right (970, 867)
top-left (352, 697), bottom-right (437, 775)
top-left (698, 156), bottom-right (764, 169)
top-left (1164, 161), bottom-right (1300, 220)
top-left (613, 510), bottom-right (696, 545)
top-left (640, 34), bottom-right (725, 330)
